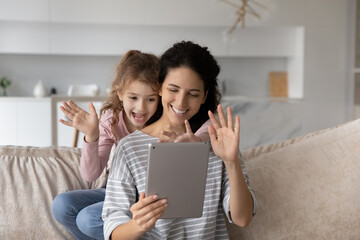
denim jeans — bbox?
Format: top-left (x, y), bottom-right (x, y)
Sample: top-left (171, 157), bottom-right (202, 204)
top-left (52, 188), bottom-right (105, 240)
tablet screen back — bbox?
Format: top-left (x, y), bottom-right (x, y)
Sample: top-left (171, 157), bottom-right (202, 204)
top-left (145, 142), bottom-right (210, 219)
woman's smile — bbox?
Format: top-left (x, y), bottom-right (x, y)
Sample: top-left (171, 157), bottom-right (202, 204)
top-left (159, 67), bottom-right (207, 126)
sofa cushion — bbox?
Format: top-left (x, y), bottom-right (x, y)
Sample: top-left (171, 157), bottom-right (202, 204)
top-left (227, 119), bottom-right (360, 239)
top-left (0, 146), bottom-right (106, 239)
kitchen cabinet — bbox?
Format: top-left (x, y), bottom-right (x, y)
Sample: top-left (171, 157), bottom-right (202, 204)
top-left (0, 98), bottom-right (51, 146)
top-left (0, 0), bottom-right (304, 101)
top-left (0, 0), bottom-right (49, 22)
top-left (0, 96), bottom-right (104, 147)
top-left (0, 21), bottom-right (49, 54)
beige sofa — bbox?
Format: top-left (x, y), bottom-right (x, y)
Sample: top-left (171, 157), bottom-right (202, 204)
top-left (1, 119), bottom-right (360, 239)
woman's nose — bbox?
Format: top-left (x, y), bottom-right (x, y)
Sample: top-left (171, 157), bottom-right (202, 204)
top-left (176, 93), bottom-right (187, 107)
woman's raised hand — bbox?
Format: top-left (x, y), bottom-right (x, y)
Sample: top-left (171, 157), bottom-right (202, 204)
top-left (130, 193), bottom-right (167, 232)
top-left (158, 120), bottom-right (201, 143)
top-left (208, 104), bottom-right (240, 163)
top-left (59, 100), bottom-right (100, 142)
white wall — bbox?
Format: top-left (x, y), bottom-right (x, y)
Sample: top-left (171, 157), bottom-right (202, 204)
top-left (0, 0), bottom-right (354, 139)
top-left (245, 0), bottom-right (352, 134)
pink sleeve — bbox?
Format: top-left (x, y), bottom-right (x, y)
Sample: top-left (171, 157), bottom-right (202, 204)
top-left (194, 119), bottom-right (211, 142)
top-left (80, 120), bottom-right (115, 182)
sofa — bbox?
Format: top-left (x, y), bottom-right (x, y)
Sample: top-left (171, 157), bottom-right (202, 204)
top-left (1, 118), bottom-right (360, 239)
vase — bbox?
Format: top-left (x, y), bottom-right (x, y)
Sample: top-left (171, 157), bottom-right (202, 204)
top-left (33, 80), bottom-right (48, 97)
top-left (1, 88), bottom-right (7, 96)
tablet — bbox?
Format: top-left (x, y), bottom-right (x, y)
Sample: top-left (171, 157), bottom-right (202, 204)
top-left (145, 141), bottom-right (210, 219)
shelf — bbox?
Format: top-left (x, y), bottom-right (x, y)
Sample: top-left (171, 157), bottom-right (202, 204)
top-left (221, 95), bottom-right (303, 103)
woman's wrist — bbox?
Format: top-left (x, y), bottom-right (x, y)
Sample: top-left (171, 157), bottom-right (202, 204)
top-left (223, 156), bottom-right (242, 172)
top-left (111, 220), bottom-right (145, 240)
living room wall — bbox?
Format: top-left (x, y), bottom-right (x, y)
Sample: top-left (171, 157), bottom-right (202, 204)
top-left (0, 0), bottom-right (355, 147)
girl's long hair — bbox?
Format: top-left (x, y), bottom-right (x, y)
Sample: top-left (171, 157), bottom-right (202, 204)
top-left (100, 50), bottom-right (160, 141)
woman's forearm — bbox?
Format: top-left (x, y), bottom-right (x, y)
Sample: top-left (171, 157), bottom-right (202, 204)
top-left (110, 220), bottom-right (145, 240)
top-left (225, 157), bottom-right (254, 227)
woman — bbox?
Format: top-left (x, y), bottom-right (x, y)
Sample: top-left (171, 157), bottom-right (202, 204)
top-left (102, 41), bottom-right (257, 239)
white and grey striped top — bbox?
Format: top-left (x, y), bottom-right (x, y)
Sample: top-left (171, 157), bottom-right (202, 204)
top-left (102, 130), bottom-right (256, 240)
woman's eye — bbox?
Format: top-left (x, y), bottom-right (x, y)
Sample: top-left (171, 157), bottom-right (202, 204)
top-left (148, 98), bottom-right (156, 102)
top-left (168, 88), bottom-right (178, 93)
top-left (129, 96), bottom-right (137, 100)
top-left (189, 93), bottom-right (199, 97)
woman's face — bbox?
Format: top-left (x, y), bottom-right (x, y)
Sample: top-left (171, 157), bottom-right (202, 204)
top-left (159, 67), bottom-right (207, 127)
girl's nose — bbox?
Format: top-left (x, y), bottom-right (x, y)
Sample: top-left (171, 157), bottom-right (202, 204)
top-left (138, 100), bottom-right (146, 111)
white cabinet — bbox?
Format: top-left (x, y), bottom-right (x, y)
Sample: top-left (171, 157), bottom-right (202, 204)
top-left (17, 101), bottom-right (51, 146)
top-left (0, 101), bottom-right (17, 145)
top-left (0, 21), bottom-right (49, 54)
top-left (50, 0), bottom-right (145, 25)
top-left (0, 96), bottom-right (104, 147)
top-left (0, 0), bottom-right (49, 21)
top-left (0, 98), bottom-right (51, 146)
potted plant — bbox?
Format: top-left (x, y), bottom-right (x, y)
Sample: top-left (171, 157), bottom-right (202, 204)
top-left (0, 77), bottom-right (11, 96)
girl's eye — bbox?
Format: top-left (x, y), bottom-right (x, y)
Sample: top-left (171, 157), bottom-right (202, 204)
top-left (148, 98), bottom-right (156, 102)
top-left (129, 96), bottom-right (137, 100)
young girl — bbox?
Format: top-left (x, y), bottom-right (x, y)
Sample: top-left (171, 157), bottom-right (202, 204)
top-left (102, 41), bottom-right (256, 239)
top-left (52, 50), bottom-right (210, 240)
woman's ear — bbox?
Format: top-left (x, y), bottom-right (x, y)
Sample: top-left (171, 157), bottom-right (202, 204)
top-left (201, 90), bottom-right (208, 104)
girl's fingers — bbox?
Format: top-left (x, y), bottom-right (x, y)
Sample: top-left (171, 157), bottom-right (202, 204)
top-left (59, 119), bottom-right (73, 127)
top-left (227, 106), bottom-right (234, 131)
top-left (68, 100), bottom-right (83, 113)
top-left (166, 125), bottom-right (181, 136)
top-left (60, 106), bottom-right (74, 119)
top-left (160, 131), bottom-right (177, 142)
top-left (62, 101), bottom-right (73, 111)
top-left (217, 104), bottom-right (227, 128)
top-left (157, 139), bottom-right (174, 143)
top-left (88, 102), bottom-right (97, 115)
top-left (184, 120), bottom-right (193, 134)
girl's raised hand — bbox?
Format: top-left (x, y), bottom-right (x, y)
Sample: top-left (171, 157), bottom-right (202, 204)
top-left (208, 104), bottom-right (240, 163)
top-left (130, 192), bottom-right (167, 232)
top-left (59, 100), bottom-right (100, 142)
top-left (158, 120), bottom-right (201, 143)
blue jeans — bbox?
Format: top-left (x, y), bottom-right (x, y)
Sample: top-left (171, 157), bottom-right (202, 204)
top-left (52, 188), bottom-right (105, 240)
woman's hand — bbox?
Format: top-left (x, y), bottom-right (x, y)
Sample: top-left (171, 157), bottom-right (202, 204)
top-left (208, 104), bottom-right (240, 163)
top-left (59, 100), bottom-right (100, 142)
top-left (130, 193), bottom-right (167, 233)
top-left (158, 120), bottom-right (201, 143)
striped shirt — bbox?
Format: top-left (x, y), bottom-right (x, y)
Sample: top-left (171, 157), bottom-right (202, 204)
top-left (102, 130), bottom-right (256, 240)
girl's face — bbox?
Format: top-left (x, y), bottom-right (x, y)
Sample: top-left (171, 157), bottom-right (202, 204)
top-left (118, 80), bottom-right (159, 132)
top-left (159, 67), bottom-right (207, 128)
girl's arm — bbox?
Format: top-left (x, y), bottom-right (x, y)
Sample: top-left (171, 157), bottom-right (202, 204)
top-left (60, 100), bottom-right (114, 182)
top-left (80, 120), bottom-right (115, 182)
top-left (208, 104), bottom-right (254, 227)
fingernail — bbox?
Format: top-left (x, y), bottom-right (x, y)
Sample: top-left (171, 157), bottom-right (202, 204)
top-left (161, 199), bottom-right (167, 204)
top-left (153, 195), bottom-right (158, 200)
